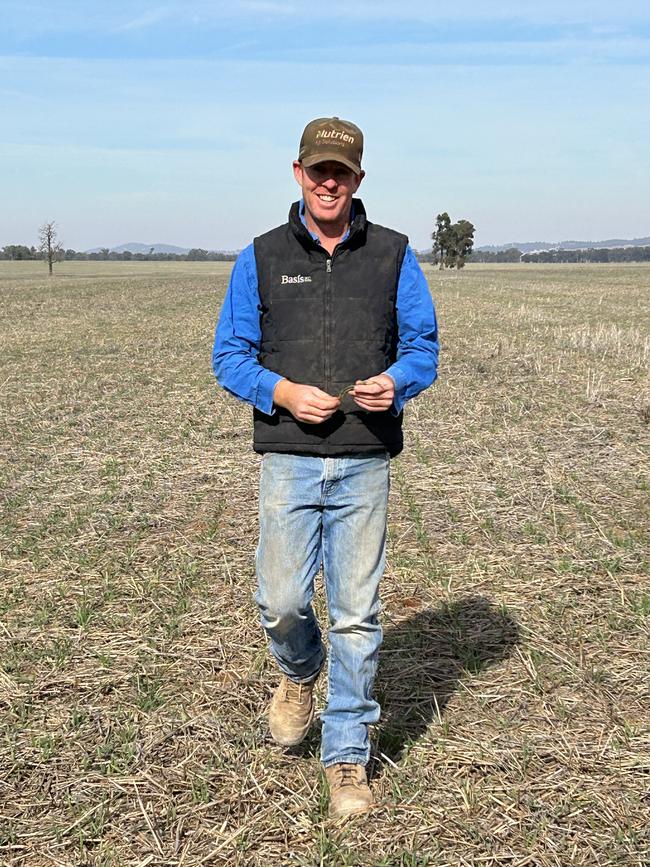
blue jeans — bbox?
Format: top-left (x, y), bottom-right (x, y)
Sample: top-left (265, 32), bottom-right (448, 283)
top-left (255, 450), bottom-right (391, 767)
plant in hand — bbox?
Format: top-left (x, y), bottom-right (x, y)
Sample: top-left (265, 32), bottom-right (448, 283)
top-left (349, 375), bottom-right (395, 412)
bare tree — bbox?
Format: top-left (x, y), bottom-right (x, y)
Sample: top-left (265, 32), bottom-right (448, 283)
top-left (38, 221), bottom-right (64, 275)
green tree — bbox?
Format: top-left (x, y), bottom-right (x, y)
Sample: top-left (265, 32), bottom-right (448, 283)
top-left (432, 214), bottom-right (475, 269)
top-left (38, 221), bottom-right (64, 275)
top-left (431, 212), bottom-right (453, 269)
top-left (452, 219), bottom-right (475, 269)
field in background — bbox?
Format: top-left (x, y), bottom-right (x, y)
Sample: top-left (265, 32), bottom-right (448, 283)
top-left (1, 261), bottom-right (648, 866)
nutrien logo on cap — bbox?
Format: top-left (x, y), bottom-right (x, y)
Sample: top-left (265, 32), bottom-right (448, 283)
top-left (316, 129), bottom-right (356, 144)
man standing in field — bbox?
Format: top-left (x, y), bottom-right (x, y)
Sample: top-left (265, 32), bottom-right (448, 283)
top-left (212, 117), bottom-right (438, 818)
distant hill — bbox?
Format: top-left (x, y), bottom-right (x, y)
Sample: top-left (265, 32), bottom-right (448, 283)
top-left (85, 242), bottom-right (190, 254)
top-left (477, 236), bottom-right (650, 254)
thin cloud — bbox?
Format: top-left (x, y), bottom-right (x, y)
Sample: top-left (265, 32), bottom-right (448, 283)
top-left (217, 0), bottom-right (650, 24)
top-left (278, 35), bottom-right (650, 66)
top-left (238, 0), bottom-right (296, 14)
top-left (3, 1), bottom-right (649, 45)
top-left (115, 6), bottom-right (172, 32)
top-left (4, 1), bottom-right (650, 32)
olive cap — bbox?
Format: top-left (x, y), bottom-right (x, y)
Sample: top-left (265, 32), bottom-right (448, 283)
top-left (298, 116), bottom-right (363, 174)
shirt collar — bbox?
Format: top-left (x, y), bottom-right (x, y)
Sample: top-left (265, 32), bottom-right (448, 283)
top-left (299, 198), bottom-right (355, 245)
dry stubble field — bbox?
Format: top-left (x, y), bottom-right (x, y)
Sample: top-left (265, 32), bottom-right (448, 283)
top-left (0, 260), bottom-right (648, 866)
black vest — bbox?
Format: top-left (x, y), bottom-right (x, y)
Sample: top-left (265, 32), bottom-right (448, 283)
top-left (252, 199), bottom-right (408, 458)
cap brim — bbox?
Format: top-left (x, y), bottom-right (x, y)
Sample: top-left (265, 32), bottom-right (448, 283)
top-left (301, 152), bottom-right (362, 174)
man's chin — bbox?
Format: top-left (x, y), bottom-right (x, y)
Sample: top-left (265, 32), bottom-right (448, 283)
top-left (311, 206), bottom-right (345, 224)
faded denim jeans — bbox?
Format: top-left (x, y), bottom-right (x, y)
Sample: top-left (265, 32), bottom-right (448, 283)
top-left (255, 450), bottom-right (390, 768)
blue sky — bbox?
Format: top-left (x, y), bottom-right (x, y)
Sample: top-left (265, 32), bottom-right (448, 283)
top-left (2, 1), bottom-right (649, 250)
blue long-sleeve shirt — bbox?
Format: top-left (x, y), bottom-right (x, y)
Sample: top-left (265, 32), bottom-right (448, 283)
top-left (212, 210), bottom-right (438, 417)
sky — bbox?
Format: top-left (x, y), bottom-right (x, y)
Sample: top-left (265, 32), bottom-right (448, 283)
top-left (2, 0), bottom-right (650, 250)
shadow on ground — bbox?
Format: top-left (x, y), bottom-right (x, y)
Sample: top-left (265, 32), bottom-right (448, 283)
top-left (370, 594), bottom-right (520, 774)
top-left (288, 595), bottom-right (519, 770)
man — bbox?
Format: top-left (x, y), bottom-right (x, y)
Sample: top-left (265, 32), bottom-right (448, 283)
top-left (212, 116), bottom-right (438, 818)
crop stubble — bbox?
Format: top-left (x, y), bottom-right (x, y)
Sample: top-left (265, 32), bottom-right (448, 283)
top-left (0, 261), bottom-right (648, 865)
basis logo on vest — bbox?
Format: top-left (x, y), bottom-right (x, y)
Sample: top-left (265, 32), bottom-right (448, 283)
top-left (281, 274), bottom-right (312, 284)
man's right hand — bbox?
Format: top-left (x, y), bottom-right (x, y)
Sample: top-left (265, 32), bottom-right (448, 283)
top-left (273, 379), bottom-right (340, 424)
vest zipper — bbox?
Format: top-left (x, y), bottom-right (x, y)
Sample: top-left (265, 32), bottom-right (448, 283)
top-left (325, 257), bottom-right (332, 389)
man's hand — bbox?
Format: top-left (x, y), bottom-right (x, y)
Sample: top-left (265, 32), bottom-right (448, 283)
top-left (350, 374), bottom-right (395, 412)
top-left (273, 379), bottom-right (341, 424)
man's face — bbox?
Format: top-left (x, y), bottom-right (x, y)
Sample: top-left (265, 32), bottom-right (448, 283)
top-left (293, 160), bottom-right (364, 226)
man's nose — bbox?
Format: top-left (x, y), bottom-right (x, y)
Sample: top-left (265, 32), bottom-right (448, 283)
top-left (321, 176), bottom-right (337, 190)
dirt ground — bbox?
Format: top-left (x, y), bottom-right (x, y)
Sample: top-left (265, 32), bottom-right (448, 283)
top-left (1, 260), bottom-right (648, 865)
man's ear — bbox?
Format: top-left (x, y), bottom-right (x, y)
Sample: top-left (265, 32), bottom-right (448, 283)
top-left (355, 169), bottom-right (366, 191)
top-left (293, 160), bottom-right (304, 186)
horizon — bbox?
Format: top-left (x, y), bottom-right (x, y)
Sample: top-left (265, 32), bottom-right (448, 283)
top-left (4, 233), bottom-right (650, 254)
top-left (6, 232), bottom-right (650, 256)
top-left (3, 1), bottom-right (650, 250)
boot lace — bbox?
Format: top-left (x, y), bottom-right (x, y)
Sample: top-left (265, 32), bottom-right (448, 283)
top-left (283, 679), bottom-right (308, 704)
top-left (336, 763), bottom-right (361, 788)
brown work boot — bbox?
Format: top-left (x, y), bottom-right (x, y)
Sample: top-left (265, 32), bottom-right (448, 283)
top-left (268, 675), bottom-right (316, 746)
top-left (325, 762), bottom-right (374, 819)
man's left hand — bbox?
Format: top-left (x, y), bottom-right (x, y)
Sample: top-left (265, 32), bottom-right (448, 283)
top-left (350, 374), bottom-right (395, 412)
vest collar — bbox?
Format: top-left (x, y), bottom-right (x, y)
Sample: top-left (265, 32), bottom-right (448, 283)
top-left (288, 198), bottom-right (367, 251)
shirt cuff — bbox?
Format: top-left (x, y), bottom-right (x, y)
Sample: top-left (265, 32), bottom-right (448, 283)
top-left (256, 369), bottom-right (284, 416)
top-left (382, 366), bottom-right (407, 417)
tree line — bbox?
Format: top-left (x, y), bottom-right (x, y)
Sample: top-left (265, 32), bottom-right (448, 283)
top-left (1, 245), bottom-right (237, 262)
top-left (1, 221), bottom-right (238, 270)
top-left (521, 246), bottom-right (650, 264)
top-left (465, 248), bottom-right (522, 263)
top-left (469, 246), bottom-right (650, 263)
